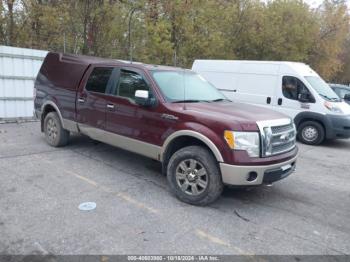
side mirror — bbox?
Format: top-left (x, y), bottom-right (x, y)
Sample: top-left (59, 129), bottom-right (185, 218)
top-left (298, 92), bottom-right (310, 103)
top-left (135, 90), bottom-right (156, 106)
top-left (344, 94), bottom-right (350, 101)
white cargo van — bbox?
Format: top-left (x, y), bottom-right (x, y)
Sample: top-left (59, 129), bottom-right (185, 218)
top-left (192, 60), bottom-right (350, 145)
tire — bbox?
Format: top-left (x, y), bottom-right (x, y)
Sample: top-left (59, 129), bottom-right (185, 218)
top-left (297, 121), bottom-right (325, 145)
top-left (167, 145), bottom-right (223, 206)
top-left (44, 112), bottom-right (69, 147)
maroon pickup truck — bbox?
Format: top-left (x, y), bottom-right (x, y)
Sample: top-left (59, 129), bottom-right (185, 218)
top-left (34, 52), bottom-right (298, 205)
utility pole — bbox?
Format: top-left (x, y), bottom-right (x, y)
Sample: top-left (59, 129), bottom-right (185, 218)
top-left (128, 7), bottom-right (140, 63)
top-left (63, 32), bottom-right (66, 53)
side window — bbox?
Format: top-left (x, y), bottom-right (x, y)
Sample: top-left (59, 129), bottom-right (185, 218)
top-left (338, 88), bottom-right (350, 99)
top-left (86, 67), bottom-right (113, 94)
top-left (282, 76), bottom-right (310, 101)
top-left (116, 70), bottom-right (149, 101)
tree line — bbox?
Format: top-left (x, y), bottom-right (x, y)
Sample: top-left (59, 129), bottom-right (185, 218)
top-left (1, 0), bottom-right (349, 83)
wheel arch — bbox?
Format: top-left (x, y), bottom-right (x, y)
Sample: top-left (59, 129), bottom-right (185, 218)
top-left (40, 101), bottom-right (64, 132)
top-left (294, 112), bottom-right (328, 136)
top-left (160, 130), bottom-right (224, 175)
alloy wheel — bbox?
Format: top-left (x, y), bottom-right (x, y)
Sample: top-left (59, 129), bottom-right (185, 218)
top-left (175, 159), bottom-right (208, 196)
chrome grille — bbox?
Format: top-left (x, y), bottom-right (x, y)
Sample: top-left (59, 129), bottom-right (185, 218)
top-left (257, 119), bottom-right (296, 157)
top-left (271, 124), bottom-right (294, 134)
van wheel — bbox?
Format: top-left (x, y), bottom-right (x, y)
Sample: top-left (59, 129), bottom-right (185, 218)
top-left (44, 112), bottom-right (69, 147)
top-left (297, 121), bottom-right (325, 145)
top-left (167, 146), bottom-right (223, 206)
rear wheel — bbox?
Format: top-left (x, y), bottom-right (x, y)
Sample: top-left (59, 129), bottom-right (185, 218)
top-left (44, 112), bottom-right (69, 147)
top-left (167, 145), bottom-right (223, 206)
top-left (297, 121), bottom-right (325, 145)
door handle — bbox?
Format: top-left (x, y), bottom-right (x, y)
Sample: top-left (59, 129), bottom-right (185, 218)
top-left (106, 104), bottom-right (115, 109)
top-left (278, 98), bottom-right (283, 105)
top-left (78, 98), bottom-right (85, 103)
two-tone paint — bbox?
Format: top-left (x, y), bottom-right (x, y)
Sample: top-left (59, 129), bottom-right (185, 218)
top-left (34, 52), bottom-right (298, 186)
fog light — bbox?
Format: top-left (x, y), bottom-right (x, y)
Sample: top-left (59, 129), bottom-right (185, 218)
top-left (247, 171), bottom-right (258, 182)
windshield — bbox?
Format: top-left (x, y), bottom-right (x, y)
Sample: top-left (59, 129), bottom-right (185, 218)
top-left (151, 70), bottom-right (227, 102)
top-left (305, 76), bottom-right (341, 102)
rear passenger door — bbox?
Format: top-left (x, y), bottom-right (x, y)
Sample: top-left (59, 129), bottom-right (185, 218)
top-left (76, 66), bottom-right (114, 130)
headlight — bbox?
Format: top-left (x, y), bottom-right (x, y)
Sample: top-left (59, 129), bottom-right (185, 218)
top-left (224, 131), bottom-right (260, 157)
top-left (324, 101), bottom-right (343, 114)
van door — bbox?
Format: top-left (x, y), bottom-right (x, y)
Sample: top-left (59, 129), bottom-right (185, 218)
top-left (274, 75), bottom-right (315, 118)
top-left (76, 66), bottom-right (113, 132)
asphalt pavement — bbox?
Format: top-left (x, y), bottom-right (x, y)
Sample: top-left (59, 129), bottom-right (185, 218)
top-left (0, 122), bottom-right (349, 255)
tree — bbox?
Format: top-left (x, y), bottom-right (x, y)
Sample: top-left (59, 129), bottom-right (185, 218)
top-left (0, 0), bottom-right (349, 82)
top-left (308, 0), bottom-right (350, 80)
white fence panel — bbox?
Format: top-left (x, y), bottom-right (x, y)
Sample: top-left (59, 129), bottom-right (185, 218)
top-left (0, 45), bottom-right (48, 120)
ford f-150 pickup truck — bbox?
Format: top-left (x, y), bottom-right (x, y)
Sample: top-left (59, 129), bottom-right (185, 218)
top-left (34, 52), bottom-right (298, 205)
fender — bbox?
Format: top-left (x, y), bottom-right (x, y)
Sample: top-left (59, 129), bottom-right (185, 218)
top-left (41, 100), bottom-right (64, 125)
top-left (161, 130), bottom-right (224, 163)
top-left (41, 100), bottom-right (79, 133)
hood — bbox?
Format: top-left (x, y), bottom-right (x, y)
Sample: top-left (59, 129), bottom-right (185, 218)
top-left (181, 101), bottom-right (290, 130)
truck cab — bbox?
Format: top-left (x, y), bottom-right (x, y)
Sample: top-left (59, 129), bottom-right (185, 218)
top-left (34, 53), bottom-right (298, 205)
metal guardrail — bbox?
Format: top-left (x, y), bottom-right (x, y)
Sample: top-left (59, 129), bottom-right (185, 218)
top-left (0, 52), bottom-right (45, 61)
top-left (0, 75), bottom-right (36, 101)
top-left (0, 97), bottom-right (33, 101)
top-left (0, 46), bottom-right (47, 119)
top-left (0, 75), bottom-right (36, 80)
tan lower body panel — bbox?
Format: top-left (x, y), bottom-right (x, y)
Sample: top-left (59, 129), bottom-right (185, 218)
top-left (77, 123), bottom-right (161, 161)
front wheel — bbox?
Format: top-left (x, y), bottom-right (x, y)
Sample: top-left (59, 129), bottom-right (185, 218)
top-left (297, 121), bottom-right (325, 145)
top-left (167, 146), bottom-right (223, 206)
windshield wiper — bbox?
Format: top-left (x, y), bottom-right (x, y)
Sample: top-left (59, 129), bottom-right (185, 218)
top-left (209, 98), bottom-right (231, 102)
top-left (319, 93), bottom-right (341, 102)
top-left (172, 99), bottom-right (203, 103)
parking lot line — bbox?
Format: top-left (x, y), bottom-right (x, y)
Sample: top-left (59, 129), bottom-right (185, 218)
top-left (67, 169), bottom-right (160, 215)
top-left (195, 229), bottom-right (248, 255)
top-left (34, 154), bottom-right (160, 215)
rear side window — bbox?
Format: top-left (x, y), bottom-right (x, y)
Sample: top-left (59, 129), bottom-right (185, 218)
top-left (86, 67), bottom-right (113, 93)
top-left (115, 70), bottom-right (149, 101)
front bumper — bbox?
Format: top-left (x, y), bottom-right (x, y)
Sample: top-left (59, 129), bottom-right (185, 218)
top-left (325, 114), bottom-right (350, 139)
top-left (220, 154), bottom-right (298, 186)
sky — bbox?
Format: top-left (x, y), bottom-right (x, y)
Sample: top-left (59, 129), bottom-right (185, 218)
top-left (304, 0), bottom-right (350, 9)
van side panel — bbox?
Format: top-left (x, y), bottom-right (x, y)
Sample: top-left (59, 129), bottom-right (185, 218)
top-left (35, 52), bottom-right (90, 121)
top-left (235, 74), bottom-right (278, 105)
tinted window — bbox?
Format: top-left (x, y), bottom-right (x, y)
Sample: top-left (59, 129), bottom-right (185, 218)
top-left (86, 67), bottom-right (113, 93)
top-left (116, 70), bottom-right (149, 100)
top-left (282, 76), bottom-right (311, 101)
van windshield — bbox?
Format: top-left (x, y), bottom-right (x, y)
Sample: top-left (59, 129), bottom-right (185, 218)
top-left (151, 70), bottom-right (227, 103)
top-left (305, 76), bottom-right (341, 102)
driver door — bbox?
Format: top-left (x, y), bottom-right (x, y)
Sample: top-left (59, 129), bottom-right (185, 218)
top-left (274, 75), bottom-right (315, 118)
top-left (105, 67), bottom-right (167, 148)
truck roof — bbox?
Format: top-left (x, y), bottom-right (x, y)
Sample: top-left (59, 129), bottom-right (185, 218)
top-left (57, 52), bottom-right (183, 72)
top-left (38, 52), bottom-right (187, 92)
